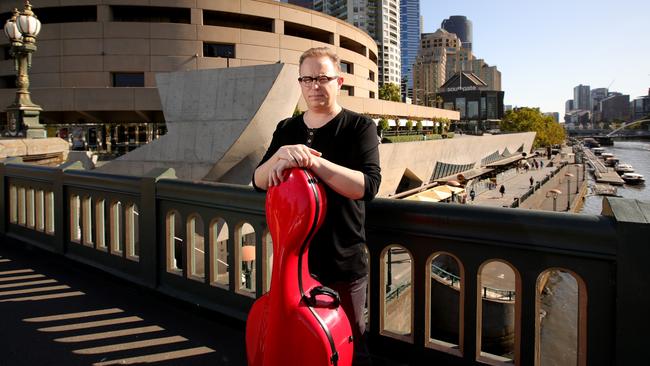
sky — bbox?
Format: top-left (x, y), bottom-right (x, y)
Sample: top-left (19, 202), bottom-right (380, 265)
top-left (420, 0), bottom-right (650, 115)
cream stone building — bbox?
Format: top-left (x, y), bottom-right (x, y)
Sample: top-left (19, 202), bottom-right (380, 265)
top-left (1, 0), bottom-right (452, 153)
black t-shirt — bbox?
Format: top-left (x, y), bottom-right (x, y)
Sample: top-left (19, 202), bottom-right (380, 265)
top-left (253, 109), bottom-right (381, 283)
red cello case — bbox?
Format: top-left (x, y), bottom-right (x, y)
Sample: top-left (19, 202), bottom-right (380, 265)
top-left (246, 168), bottom-right (353, 366)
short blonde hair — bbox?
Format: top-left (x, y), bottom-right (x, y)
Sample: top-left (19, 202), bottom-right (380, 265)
top-left (299, 47), bottom-right (341, 73)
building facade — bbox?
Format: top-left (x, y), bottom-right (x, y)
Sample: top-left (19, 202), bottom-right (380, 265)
top-left (565, 99), bottom-right (574, 113)
top-left (600, 94), bottom-right (630, 123)
top-left (573, 84), bottom-right (591, 111)
top-left (290, 0), bottom-right (400, 87)
top-left (413, 28), bottom-right (500, 109)
top-left (631, 91), bottom-right (650, 121)
top-left (0, 0), bottom-right (380, 153)
top-left (441, 15), bottom-right (472, 51)
top-left (438, 71), bottom-right (504, 133)
top-left (400, 0), bottom-right (420, 102)
top-left (412, 29), bottom-right (459, 106)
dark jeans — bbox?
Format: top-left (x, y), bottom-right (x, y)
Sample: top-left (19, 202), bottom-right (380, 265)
top-left (330, 275), bottom-right (371, 366)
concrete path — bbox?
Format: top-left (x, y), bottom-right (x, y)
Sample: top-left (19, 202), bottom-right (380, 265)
top-left (0, 241), bottom-right (247, 366)
top-left (469, 164), bottom-right (556, 208)
top-left (469, 147), bottom-right (586, 211)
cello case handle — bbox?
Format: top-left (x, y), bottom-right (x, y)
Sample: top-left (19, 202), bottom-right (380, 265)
top-left (304, 286), bottom-right (341, 308)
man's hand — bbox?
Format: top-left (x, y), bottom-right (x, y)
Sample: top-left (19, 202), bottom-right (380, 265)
top-left (275, 144), bottom-right (322, 168)
top-left (263, 145), bottom-right (322, 187)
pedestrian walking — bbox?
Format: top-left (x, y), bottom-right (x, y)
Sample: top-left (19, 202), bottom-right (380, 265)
top-left (470, 189), bottom-right (476, 201)
top-left (499, 184), bottom-right (505, 197)
top-left (529, 176), bottom-right (534, 187)
top-left (540, 160), bottom-right (544, 169)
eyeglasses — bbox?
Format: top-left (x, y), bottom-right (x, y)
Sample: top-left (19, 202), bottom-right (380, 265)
top-left (298, 75), bottom-right (339, 86)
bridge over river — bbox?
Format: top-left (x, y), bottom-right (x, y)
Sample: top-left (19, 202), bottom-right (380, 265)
top-left (1, 159), bottom-right (649, 365)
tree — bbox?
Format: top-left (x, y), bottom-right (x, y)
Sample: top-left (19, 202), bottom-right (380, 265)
top-left (379, 83), bottom-right (401, 102)
top-left (378, 117), bottom-right (389, 132)
top-left (415, 120), bottom-right (423, 133)
top-left (500, 107), bottom-right (566, 148)
top-left (406, 120), bottom-right (413, 132)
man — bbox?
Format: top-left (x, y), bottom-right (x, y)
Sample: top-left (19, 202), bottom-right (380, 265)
top-left (253, 47), bottom-right (381, 365)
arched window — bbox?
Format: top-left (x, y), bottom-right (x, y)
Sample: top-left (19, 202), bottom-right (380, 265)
top-left (70, 195), bottom-right (81, 243)
top-left (477, 260), bottom-right (520, 365)
top-left (187, 214), bottom-right (205, 281)
top-left (166, 210), bottom-right (183, 274)
top-left (9, 185), bottom-right (17, 224)
top-left (110, 201), bottom-right (123, 255)
top-left (535, 268), bottom-right (586, 366)
top-left (45, 191), bottom-right (54, 234)
top-left (426, 252), bottom-right (464, 356)
top-left (26, 188), bottom-right (35, 228)
top-left (125, 203), bottom-right (139, 260)
top-left (95, 199), bottom-right (107, 251)
top-left (82, 196), bottom-right (93, 246)
top-left (209, 217), bottom-right (229, 288)
top-left (35, 190), bottom-right (45, 232)
top-left (18, 187), bottom-right (26, 226)
top-left (380, 245), bottom-right (413, 343)
top-left (236, 222), bottom-right (256, 296)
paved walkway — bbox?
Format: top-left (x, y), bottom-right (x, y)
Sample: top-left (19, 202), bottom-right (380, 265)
top-left (0, 241), bottom-right (247, 366)
top-left (468, 148), bottom-right (586, 211)
top-left (469, 163), bottom-right (556, 208)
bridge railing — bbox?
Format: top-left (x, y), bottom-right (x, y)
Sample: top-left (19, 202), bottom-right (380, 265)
top-left (0, 160), bottom-right (648, 366)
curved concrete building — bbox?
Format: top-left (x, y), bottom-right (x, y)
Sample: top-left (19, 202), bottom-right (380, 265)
top-left (0, 0), bottom-right (381, 147)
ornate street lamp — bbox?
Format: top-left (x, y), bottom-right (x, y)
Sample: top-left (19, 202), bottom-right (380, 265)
top-left (4, 1), bottom-right (44, 138)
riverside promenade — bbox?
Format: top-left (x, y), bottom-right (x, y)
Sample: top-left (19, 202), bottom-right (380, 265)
top-left (470, 148), bottom-right (588, 212)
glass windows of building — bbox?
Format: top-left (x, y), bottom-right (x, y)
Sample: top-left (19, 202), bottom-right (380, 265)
top-left (203, 43), bottom-right (235, 58)
top-left (455, 97), bottom-right (466, 118)
top-left (112, 73), bottom-right (144, 87)
top-left (111, 6), bottom-right (191, 24)
top-left (468, 101), bottom-right (479, 119)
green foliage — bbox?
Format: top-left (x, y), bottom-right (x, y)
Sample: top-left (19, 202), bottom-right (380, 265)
top-left (415, 120), bottom-right (423, 132)
top-left (379, 83), bottom-right (401, 102)
top-left (378, 117), bottom-right (389, 131)
top-left (406, 120), bottom-right (414, 131)
top-left (500, 107), bottom-right (566, 148)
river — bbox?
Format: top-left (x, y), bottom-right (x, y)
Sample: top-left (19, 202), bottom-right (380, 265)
top-left (581, 140), bottom-right (650, 214)
top-left (539, 140), bottom-right (649, 366)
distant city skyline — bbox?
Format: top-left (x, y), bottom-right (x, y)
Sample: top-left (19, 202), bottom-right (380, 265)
top-left (420, 0), bottom-right (650, 116)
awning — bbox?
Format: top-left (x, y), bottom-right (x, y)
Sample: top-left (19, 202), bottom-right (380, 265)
top-left (372, 118), bottom-right (380, 125)
top-left (436, 185), bottom-right (465, 194)
top-left (422, 120), bottom-right (433, 127)
top-left (486, 154), bottom-right (526, 167)
top-left (388, 119), bottom-right (397, 127)
top-left (398, 118), bottom-right (408, 126)
top-left (404, 195), bottom-right (439, 202)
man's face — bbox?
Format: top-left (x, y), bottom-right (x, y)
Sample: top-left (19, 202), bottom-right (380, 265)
top-left (299, 56), bottom-right (344, 111)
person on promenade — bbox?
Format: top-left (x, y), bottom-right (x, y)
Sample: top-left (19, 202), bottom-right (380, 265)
top-left (253, 47), bottom-right (381, 366)
top-left (529, 176), bottom-right (534, 187)
top-left (470, 189), bottom-right (476, 201)
top-left (499, 184), bottom-right (506, 197)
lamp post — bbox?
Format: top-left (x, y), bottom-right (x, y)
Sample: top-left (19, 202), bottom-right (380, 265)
top-left (564, 173), bottom-right (574, 211)
top-left (546, 189), bottom-right (561, 212)
top-left (575, 165), bottom-right (580, 194)
top-left (3, 1), bottom-right (44, 138)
